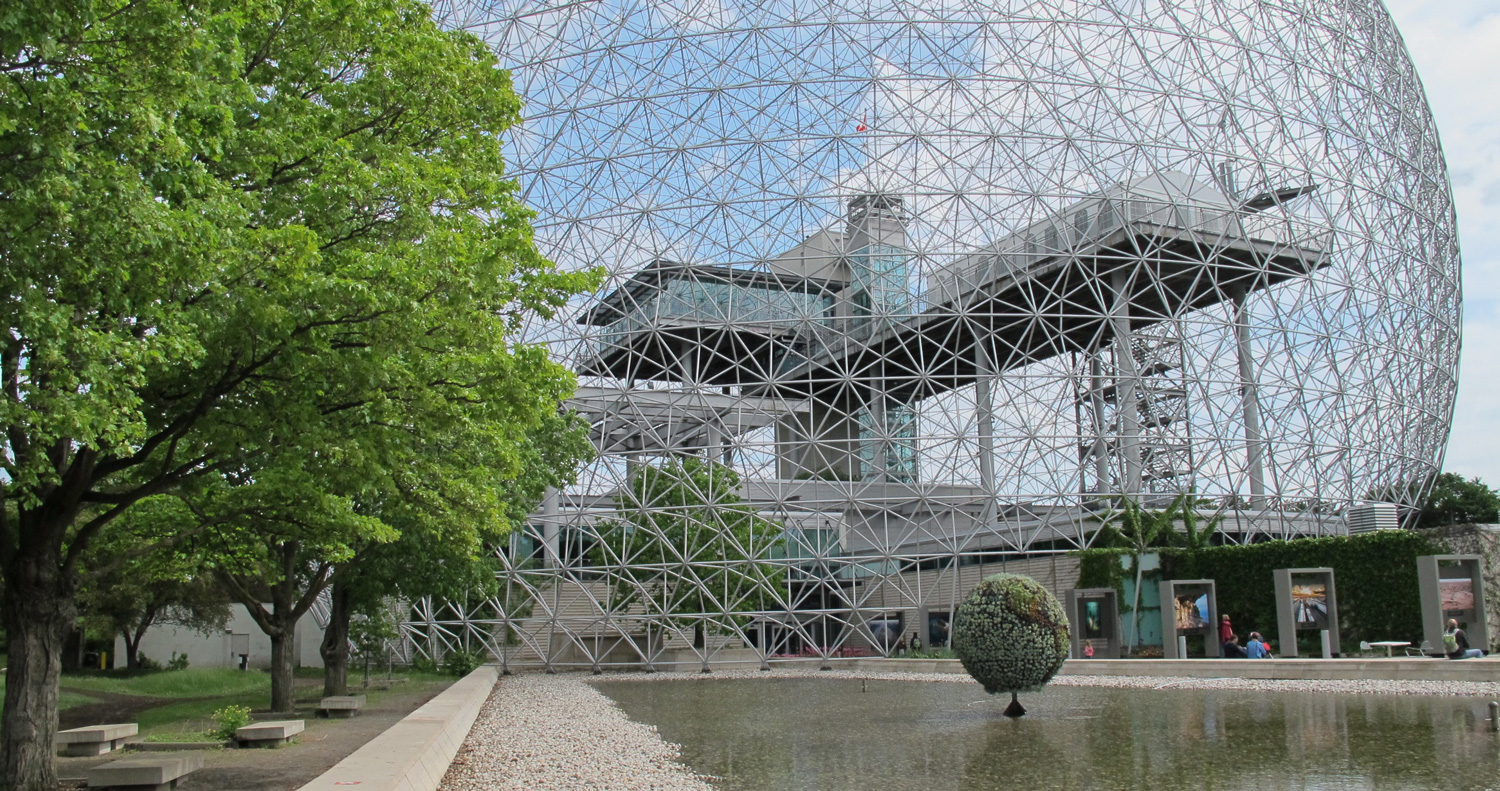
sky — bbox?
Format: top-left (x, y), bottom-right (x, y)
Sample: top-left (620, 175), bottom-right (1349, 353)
top-left (1384, 0), bottom-right (1500, 485)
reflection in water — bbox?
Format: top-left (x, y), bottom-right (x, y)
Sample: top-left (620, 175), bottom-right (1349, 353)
top-left (595, 679), bottom-right (1500, 791)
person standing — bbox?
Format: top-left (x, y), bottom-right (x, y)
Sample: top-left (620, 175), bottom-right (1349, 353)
top-left (1444, 619), bottom-right (1484, 659)
top-left (1219, 614), bottom-right (1234, 644)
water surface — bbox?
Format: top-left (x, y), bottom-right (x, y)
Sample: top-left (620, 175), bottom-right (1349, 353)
top-left (596, 678), bottom-right (1500, 790)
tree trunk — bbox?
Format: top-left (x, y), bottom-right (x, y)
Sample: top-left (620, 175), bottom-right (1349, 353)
top-left (269, 629), bottom-right (297, 713)
top-left (320, 580), bottom-right (351, 698)
top-left (1, 556), bottom-right (75, 791)
top-left (123, 628), bottom-right (145, 671)
top-left (693, 622), bottom-right (705, 649)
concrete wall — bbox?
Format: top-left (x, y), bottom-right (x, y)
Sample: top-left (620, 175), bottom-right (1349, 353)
top-left (848, 554), bottom-right (1080, 649)
top-left (1419, 523), bottom-right (1500, 652)
top-left (113, 604), bottom-right (325, 670)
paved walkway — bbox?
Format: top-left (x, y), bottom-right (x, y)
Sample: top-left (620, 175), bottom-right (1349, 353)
top-left (56, 681), bottom-right (454, 791)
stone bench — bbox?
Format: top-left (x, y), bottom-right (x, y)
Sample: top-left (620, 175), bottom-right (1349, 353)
top-left (318, 695), bottom-right (365, 718)
top-left (57, 723), bottom-right (138, 756)
top-left (87, 753), bottom-right (202, 790)
top-left (235, 719), bottom-right (304, 748)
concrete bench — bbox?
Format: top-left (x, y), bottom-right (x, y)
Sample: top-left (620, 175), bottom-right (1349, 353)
top-left (318, 695), bottom-right (365, 718)
top-left (87, 753), bottom-right (202, 790)
top-left (235, 719), bottom-right (304, 748)
top-left (57, 723), bottom-right (138, 756)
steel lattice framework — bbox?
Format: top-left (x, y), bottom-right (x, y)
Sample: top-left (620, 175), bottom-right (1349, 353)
top-left (405, 0), bottom-right (1462, 670)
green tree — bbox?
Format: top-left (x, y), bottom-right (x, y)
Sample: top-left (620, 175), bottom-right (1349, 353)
top-left (1091, 498), bottom-right (1175, 652)
top-left (0, 1), bottom-right (595, 785)
top-left (592, 458), bottom-right (784, 651)
top-left (1160, 493), bottom-right (1221, 550)
top-left (316, 412), bottom-right (591, 698)
top-left (76, 499), bottom-right (231, 670)
top-left (1418, 472), bottom-right (1500, 527)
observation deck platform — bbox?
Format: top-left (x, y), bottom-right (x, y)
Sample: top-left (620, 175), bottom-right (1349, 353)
top-left (773, 213), bottom-right (1329, 403)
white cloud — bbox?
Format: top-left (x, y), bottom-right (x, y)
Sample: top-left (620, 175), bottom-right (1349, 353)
top-left (1385, 0), bottom-right (1500, 484)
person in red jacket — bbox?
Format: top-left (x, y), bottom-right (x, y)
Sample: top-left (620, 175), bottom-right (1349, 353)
top-left (1219, 614), bottom-right (1234, 644)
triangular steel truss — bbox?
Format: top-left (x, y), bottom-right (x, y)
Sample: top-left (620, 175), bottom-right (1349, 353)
top-left (403, 0), bottom-right (1461, 669)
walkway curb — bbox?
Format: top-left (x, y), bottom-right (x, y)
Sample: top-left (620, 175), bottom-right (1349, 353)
top-left (297, 665), bottom-right (498, 791)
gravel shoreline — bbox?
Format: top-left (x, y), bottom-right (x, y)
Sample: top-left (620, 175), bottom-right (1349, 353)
top-left (439, 674), bottom-right (714, 791)
top-left (440, 668), bottom-right (1500, 790)
top-left (594, 667), bottom-right (1500, 698)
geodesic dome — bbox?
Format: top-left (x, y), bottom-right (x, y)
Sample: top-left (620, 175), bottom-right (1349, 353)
top-left (413, 0), bottom-right (1461, 669)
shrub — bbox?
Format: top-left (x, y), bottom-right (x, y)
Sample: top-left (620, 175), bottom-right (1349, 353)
top-left (442, 647), bottom-right (487, 677)
top-left (136, 654), bottom-right (163, 672)
top-left (953, 573), bottom-right (1070, 697)
top-left (410, 655), bottom-right (439, 674)
top-left (166, 652), bottom-right (190, 671)
top-left (208, 705), bottom-right (252, 742)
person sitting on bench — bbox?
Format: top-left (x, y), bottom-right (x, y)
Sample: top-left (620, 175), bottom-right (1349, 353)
top-left (1444, 619), bottom-right (1484, 660)
top-left (1246, 632), bottom-right (1272, 658)
top-left (1221, 632), bottom-right (1248, 658)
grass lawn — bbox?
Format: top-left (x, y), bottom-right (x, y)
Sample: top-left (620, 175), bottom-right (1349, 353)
top-left (60, 667), bottom-right (270, 699)
top-left (0, 679), bottom-right (102, 713)
top-left (3, 666), bottom-right (455, 740)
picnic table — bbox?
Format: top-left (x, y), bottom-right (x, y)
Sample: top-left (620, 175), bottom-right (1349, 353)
top-left (1368, 640), bottom-right (1411, 657)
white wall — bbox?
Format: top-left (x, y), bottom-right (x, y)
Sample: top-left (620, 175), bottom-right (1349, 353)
top-left (112, 604), bottom-right (325, 670)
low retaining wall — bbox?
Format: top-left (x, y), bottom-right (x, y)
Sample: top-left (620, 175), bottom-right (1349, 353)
top-left (841, 656), bottom-right (1500, 682)
top-left (298, 665), bottom-right (498, 791)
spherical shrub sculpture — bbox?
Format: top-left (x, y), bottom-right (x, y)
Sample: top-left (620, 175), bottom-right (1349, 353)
top-left (953, 574), bottom-right (1070, 717)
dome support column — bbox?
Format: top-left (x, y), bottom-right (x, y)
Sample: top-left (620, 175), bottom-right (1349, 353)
top-left (1232, 286), bottom-right (1267, 510)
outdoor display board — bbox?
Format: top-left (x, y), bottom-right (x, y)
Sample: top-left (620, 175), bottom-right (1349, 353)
top-left (1272, 567), bottom-right (1340, 657)
top-left (1065, 588), bottom-right (1120, 658)
top-left (1159, 579), bottom-right (1219, 658)
top-left (1417, 555), bottom-right (1490, 654)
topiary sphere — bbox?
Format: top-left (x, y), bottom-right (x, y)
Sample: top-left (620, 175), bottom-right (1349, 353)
top-left (953, 574), bottom-right (1069, 711)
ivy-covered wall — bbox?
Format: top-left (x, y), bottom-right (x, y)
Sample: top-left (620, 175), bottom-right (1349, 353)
top-left (1075, 531), bottom-right (1449, 651)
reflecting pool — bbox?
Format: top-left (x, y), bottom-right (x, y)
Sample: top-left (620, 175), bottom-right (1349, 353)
top-left (595, 678), bottom-right (1500, 791)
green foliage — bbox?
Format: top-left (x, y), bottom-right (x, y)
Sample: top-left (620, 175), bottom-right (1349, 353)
top-left (592, 458), bottom-right (785, 640)
top-left (1075, 548), bottom-right (1129, 595)
top-left (166, 653), bottom-right (190, 672)
top-left (77, 498), bottom-right (232, 667)
top-left (409, 656), bottom-right (439, 674)
top-left (349, 613), bottom-right (399, 660)
top-left (208, 705), bottom-right (252, 742)
top-left (952, 574), bottom-right (1070, 695)
top-left (441, 648), bottom-right (487, 677)
top-left (1158, 530), bottom-right (1445, 645)
top-left (1089, 498), bottom-right (1181, 648)
top-left (3, 0), bottom-right (601, 773)
top-left (136, 655), bottom-right (164, 672)
top-left (1417, 473), bottom-right (1500, 527)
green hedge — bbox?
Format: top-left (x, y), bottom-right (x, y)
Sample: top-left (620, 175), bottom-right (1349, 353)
top-left (1166, 531), bottom-right (1444, 646)
top-left (1074, 531), bottom-right (1446, 647)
